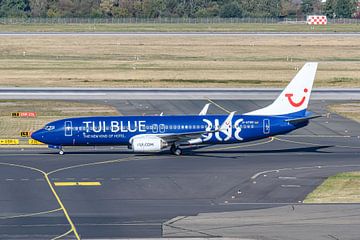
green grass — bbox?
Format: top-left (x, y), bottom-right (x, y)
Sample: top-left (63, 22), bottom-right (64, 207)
top-left (0, 35), bottom-right (359, 88)
top-left (304, 172), bottom-right (360, 203)
top-left (329, 102), bottom-right (360, 124)
top-left (0, 23), bottom-right (359, 32)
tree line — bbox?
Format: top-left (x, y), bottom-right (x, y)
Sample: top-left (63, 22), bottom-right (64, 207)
top-left (0, 0), bottom-right (358, 19)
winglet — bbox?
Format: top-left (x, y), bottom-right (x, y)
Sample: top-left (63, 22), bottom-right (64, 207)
top-left (199, 103), bottom-right (211, 115)
top-left (219, 111), bottom-right (236, 131)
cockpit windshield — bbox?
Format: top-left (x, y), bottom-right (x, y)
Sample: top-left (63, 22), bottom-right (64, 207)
top-left (44, 125), bottom-right (55, 131)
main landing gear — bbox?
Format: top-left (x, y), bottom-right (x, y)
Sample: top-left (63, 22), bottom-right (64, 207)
top-left (59, 149), bottom-right (64, 155)
top-left (170, 144), bottom-right (182, 156)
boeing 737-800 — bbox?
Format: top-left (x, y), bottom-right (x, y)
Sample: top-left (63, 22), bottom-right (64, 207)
top-left (31, 62), bottom-right (319, 155)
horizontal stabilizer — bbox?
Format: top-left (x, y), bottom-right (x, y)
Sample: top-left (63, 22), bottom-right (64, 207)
top-left (285, 115), bottom-right (321, 124)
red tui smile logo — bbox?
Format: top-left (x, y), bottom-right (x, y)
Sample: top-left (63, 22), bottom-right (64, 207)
top-left (285, 88), bottom-right (308, 107)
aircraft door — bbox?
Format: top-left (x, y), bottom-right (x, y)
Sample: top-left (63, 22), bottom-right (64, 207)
top-left (65, 121), bottom-right (73, 136)
top-left (263, 119), bottom-right (270, 134)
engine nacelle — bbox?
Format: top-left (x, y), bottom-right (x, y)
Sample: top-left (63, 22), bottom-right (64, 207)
top-left (131, 136), bottom-right (168, 152)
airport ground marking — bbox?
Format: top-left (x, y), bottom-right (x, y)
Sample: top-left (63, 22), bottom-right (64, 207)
top-left (274, 137), bottom-right (322, 147)
top-left (47, 155), bottom-right (146, 175)
top-left (51, 228), bottom-right (73, 240)
top-left (0, 162), bottom-right (80, 240)
top-left (43, 172), bottom-right (80, 240)
top-left (283, 135), bottom-right (351, 138)
top-left (251, 164), bottom-right (360, 180)
top-left (275, 137), bottom-right (360, 149)
top-left (0, 208), bottom-right (62, 220)
top-left (206, 98), bottom-right (231, 114)
top-left (54, 181), bottom-right (101, 186)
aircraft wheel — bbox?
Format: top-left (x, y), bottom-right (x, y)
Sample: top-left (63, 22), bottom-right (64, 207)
top-left (59, 150), bottom-right (64, 155)
top-left (174, 148), bottom-right (182, 156)
top-left (170, 145), bottom-right (176, 154)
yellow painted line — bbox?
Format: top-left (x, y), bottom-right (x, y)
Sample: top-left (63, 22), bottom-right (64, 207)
top-left (51, 228), bottom-right (73, 240)
top-left (78, 181), bottom-right (101, 186)
top-left (206, 98), bottom-right (231, 114)
top-left (44, 174), bottom-right (80, 240)
top-left (205, 137), bottom-right (274, 151)
top-left (47, 156), bottom-right (136, 175)
top-left (274, 137), bottom-right (324, 146)
top-left (284, 135), bottom-right (351, 138)
top-left (54, 182), bottom-right (78, 186)
top-left (0, 162), bottom-right (80, 240)
top-left (275, 137), bottom-right (360, 149)
top-left (54, 181), bottom-right (101, 186)
top-left (0, 208), bottom-right (62, 220)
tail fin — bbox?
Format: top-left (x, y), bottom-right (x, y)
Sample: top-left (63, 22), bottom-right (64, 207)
top-left (245, 62), bottom-right (318, 117)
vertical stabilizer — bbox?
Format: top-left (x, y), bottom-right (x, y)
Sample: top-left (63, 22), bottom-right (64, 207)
top-left (245, 62), bottom-right (318, 116)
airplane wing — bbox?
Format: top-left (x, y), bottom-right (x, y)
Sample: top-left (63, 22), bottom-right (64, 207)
top-left (160, 111), bottom-right (235, 144)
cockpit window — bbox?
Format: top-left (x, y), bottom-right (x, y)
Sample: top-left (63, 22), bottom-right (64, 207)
top-left (44, 125), bottom-right (55, 131)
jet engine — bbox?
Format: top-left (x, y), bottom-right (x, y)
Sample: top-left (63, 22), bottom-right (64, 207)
top-left (131, 136), bottom-right (168, 152)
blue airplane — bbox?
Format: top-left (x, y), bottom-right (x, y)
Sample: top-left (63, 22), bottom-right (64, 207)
top-left (31, 62), bottom-right (319, 155)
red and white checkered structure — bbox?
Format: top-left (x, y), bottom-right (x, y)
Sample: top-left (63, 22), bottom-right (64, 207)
top-left (307, 15), bottom-right (327, 25)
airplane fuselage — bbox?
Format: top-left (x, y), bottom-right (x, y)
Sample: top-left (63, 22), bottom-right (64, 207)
top-left (33, 114), bottom-right (307, 147)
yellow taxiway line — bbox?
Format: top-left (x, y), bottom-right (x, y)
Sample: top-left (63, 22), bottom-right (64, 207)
top-left (0, 208), bottom-right (62, 220)
top-left (43, 173), bottom-right (80, 239)
top-left (54, 181), bottom-right (101, 186)
top-left (206, 98), bottom-right (231, 114)
top-left (204, 137), bottom-right (274, 152)
top-left (0, 162), bottom-right (80, 240)
top-left (51, 228), bottom-right (73, 240)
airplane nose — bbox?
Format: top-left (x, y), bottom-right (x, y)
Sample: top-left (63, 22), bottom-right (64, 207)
top-left (31, 129), bottom-right (44, 142)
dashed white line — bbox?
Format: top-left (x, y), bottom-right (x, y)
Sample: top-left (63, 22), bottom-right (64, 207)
top-left (278, 176), bottom-right (297, 180)
top-left (281, 185), bottom-right (301, 188)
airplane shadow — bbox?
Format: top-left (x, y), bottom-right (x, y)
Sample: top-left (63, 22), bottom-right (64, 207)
top-left (40, 145), bottom-right (333, 156)
top-left (188, 145), bottom-right (333, 156)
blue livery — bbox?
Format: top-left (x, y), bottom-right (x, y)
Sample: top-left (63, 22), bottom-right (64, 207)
top-left (31, 63), bottom-right (319, 155)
